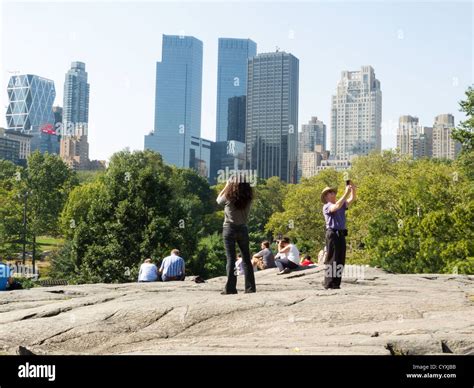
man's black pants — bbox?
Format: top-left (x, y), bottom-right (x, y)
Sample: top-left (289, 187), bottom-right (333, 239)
top-left (324, 229), bottom-right (346, 288)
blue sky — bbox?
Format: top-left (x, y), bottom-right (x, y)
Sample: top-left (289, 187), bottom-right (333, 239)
top-left (1, 0), bottom-right (472, 161)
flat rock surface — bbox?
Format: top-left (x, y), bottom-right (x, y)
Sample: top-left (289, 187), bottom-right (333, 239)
top-left (0, 266), bottom-right (472, 355)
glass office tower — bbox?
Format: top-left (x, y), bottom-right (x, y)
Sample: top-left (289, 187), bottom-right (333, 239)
top-left (227, 95), bottom-right (246, 143)
top-left (246, 51), bottom-right (299, 183)
top-left (63, 62), bottom-right (89, 129)
top-left (215, 38), bottom-right (256, 142)
top-left (145, 35), bottom-right (203, 168)
top-left (6, 74), bottom-right (57, 154)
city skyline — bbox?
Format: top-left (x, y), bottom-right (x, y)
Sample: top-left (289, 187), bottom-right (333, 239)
top-left (1, 1), bottom-right (472, 161)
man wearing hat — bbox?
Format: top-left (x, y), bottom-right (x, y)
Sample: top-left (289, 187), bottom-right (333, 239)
top-left (321, 182), bottom-right (356, 289)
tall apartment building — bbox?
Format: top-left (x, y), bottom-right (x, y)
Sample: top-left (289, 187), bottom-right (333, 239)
top-left (298, 116), bottom-right (326, 180)
top-left (0, 127), bottom-right (20, 165)
top-left (330, 66), bottom-right (382, 161)
top-left (60, 135), bottom-right (89, 170)
top-left (61, 62), bottom-right (90, 169)
top-left (397, 115), bottom-right (433, 159)
top-left (2, 128), bottom-right (32, 163)
top-left (301, 144), bottom-right (330, 179)
top-left (432, 114), bottom-right (461, 160)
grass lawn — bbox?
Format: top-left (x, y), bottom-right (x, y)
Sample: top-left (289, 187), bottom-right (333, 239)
top-left (36, 236), bottom-right (65, 278)
top-left (36, 236), bottom-right (64, 251)
top-left (4, 236), bottom-right (64, 279)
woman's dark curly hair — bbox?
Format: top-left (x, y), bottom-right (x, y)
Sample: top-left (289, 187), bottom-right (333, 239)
top-left (225, 178), bottom-right (253, 210)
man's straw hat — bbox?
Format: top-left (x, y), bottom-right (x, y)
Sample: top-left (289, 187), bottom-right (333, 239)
top-left (321, 187), bottom-right (337, 204)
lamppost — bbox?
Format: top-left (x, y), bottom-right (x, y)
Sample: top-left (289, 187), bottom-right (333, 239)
top-left (18, 190), bottom-right (29, 266)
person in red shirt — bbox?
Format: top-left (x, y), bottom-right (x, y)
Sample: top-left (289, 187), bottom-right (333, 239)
top-left (300, 254), bottom-right (314, 266)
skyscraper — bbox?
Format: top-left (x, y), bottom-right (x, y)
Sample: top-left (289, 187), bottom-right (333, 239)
top-left (210, 140), bottom-right (246, 185)
top-left (227, 95), bottom-right (246, 143)
top-left (301, 144), bottom-right (330, 179)
top-left (420, 127), bottom-right (433, 158)
top-left (61, 62), bottom-right (90, 169)
top-left (60, 136), bottom-right (89, 169)
top-left (53, 106), bottom-right (63, 129)
top-left (246, 51), bottom-right (299, 183)
top-left (397, 115), bottom-right (432, 159)
top-left (0, 127), bottom-right (20, 165)
top-left (432, 114), bottom-right (460, 160)
top-left (215, 38), bottom-right (256, 142)
top-left (298, 116), bottom-right (327, 180)
top-left (6, 74), bottom-right (57, 154)
top-left (2, 128), bottom-right (32, 163)
top-left (397, 115), bottom-right (419, 156)
top-left (145, 35), bottom-right (203, 169)
top-left (330, 66), bottom-right (382, 161)
top-left (52, 105), bottom-right (63, 152)
top-left (63, 62), bottom-right (89, 129)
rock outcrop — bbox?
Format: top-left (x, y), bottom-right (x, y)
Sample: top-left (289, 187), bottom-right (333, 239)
top-left (0, 266), bottom-right (472, 355)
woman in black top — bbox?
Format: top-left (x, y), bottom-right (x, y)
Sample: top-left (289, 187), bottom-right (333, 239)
top-left (216, 177), bottom-right (256, 294)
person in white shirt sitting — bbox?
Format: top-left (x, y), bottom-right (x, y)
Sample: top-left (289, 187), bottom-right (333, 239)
top-left (138, 258), bottom-right (158, 282)
top-left (274, 237), bottom-right (300, 275)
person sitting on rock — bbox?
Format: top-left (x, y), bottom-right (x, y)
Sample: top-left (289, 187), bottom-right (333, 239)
top-left (0, 261), bottom-right (14, 291)
top-left (159, 249), bottom-right (185, 282)
top-left (274, 237), bottom-right (300, 275)
top-left (300, 254), bottom-right (314, 267)
top-left (138, 258), bottom-right (158, 282)
top-left (251, 241), bottom-right (276, 270)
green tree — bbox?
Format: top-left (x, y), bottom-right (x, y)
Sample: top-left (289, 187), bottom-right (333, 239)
top-left (56, 150), bottom-right (218, 283)
top-left (247, 176), bottom-right (287, 251)
top-left (167, 167), bottom-right (219, 259)
top-left (76, 169), bottom-right (105, 185)
top-left (189, 232), bottom-right (227, 279)
top-left (0, 154), bottom-right (75, 260)
top-left (0, 160), bottom-right (23, 257)
top-left (265, 150), bottom-right (473, 274)
top-left (23, 152), bottom-right (77, 260)
top-left (452, 86), bottom-right (474, 181)
top-left (350, 153), bottom-right (473, 274)
top-left (451, 85), bottom-right (474, 153)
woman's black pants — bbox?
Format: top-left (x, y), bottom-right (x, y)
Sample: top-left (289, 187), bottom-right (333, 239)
top-left (223, 224), bottom-right (256, 293)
